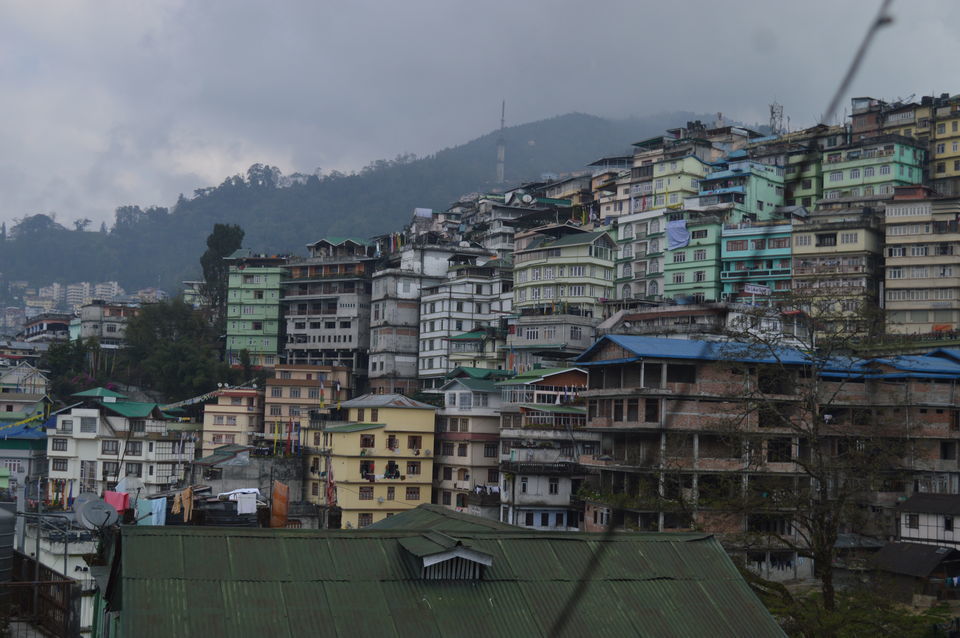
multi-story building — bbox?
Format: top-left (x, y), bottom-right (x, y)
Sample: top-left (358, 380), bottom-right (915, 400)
top-left (720, 220), bottom-right (795, 302)
top-left (418, 253), bottom-right (512, 391)
top-left (931, 95), bottom-right (960, 196)
top-left (282, 238), bottom-right (376, 387)
top-left (497, 366), bottom-right (593, 530)
top-left (884, 186), bottom-right (960, 334)
top-left (65, 282), bottom-right (92, 309)
top-left (93, 281), bottom-right (124, 300)
top-left (201, 387), bottom-right (264, 453)
top-left (433, 374), bottom-right (503, 512)
top-left (370, 243), bottom-right (492, 395)
top-left (264, 364), bottom-right (351, 451)
top-left (19, 313), bottom-right (71, 343)
top-left (47, 387), bottom-right (195, 496)
top-left (78, 301), bottom-right (140, 347)
top-left (318, 394), bottom-right (436, 528)
top-left (697, 158), bottom-right (785, 223)
top-left (224, 250), bottom-right (286, 368)
top-left (574, 334), bottom-right (960, 580)
top-left (508, 226), bottom-right (615, 371)
top-left (821, 135), bottom-right (925, 201)
top-left (661, 212), bottom-right (723, 303)
top-left (792, 198), bottom-right (886, 333)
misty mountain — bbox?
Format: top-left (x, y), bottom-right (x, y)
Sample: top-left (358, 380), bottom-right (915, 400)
top-left (0, 110), bottom-right (712, 294)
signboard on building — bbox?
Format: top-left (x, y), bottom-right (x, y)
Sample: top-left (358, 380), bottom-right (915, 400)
top-left (743, 284), bottom-right (771, 296)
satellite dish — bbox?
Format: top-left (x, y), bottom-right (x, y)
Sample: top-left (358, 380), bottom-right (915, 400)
top-left (521, 194), bottom-right (534, 204)
top-left (76, 499), bottom-right (119, 530)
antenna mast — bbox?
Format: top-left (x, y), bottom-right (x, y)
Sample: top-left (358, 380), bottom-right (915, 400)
top-left (496, 100), bottom-right (506, 184)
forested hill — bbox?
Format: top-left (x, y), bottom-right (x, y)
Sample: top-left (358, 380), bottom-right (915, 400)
top-left (0, 110), bottom-right (711, 293)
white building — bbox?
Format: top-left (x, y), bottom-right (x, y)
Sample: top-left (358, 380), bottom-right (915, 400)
top-left (47, 388), bottom-right (195, 498)
top-left (897, 493), bottom-right (960, 548)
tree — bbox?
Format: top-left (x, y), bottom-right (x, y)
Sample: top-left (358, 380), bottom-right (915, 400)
top-left (122, 298), bottom-right (234, 400)
top-left (198, 223), bottom-right (244, 330)
top-left (73, 218), bottom-right (92, 232)
top-left (715, 295), bottom-right (919, 615)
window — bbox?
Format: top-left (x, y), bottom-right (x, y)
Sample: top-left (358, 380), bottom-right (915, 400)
top-left (693, 249), bottom-right (706, 261)
top-left (691, 229), bottom-right (708, 239)
top-left (849, 168), bottom-right (860, 179)
top-left (549, 477), bottom-right (559, 495)
top-left (937, 162), bottom-right (946, 174)
top-left (694, 271), bottom-right (705, 282)
top-left (525, 512), bottom-right (534, 526)
top-left (907, 514), bottom-right (919, 529)
top-left (457, 443), bottom-right (467, 457)
top-left (726, 240), bottom-right (748, 251)
top-left (270, 387), bottom-right (282, 398)
top-left (51, 438), bottom-right (68, 451)
top-left (101, 440), bottom-right (119, 455)
top-left (795, 235), bottom-right (811, 247)
top-left (829, 171), bottom-right (842, 182)
top-left (360, 434), bottom-right (375, 448)
top-left (359, 486), bottom-right (373, 500)
top-left (487, 469), bottom-right (499, 483)
top-left (358, 513), bottom-right (373, 528)
top-left (126, 441), bottom-right (142, 456)
top-left (520, 476), bottom-right (528, 493)
top-left (407, 435), bottom-right (421, 449)
top-left (879, 164), bottom-right (891, 175)
top-left (442, 491), bottom-right (451, 505)
top-left (672, 272), bottom-right (685, 284)
top-left (672, 251), bottom-right (686, 263)
top-left (840, 232), bottom-right (858, 244)
top-left (386, 486), bottom-right (395, 501)
top-left (666, 364), bottom-right (696, 383)
top-left (52, 459), bottom-right (68, 472)
top-left (863, 166), bottom-right (875, 177)
top-left (570, 326), bottom-right (583, 340)
top-left (80, 417), bottom-right (97, 433)
top-left (269, 405), bottom-right (282, 416)
top-left (442, 467), bottom-right (452, 481)
top-left (405, 487), bottom-right (420, 501)
top-left (947, 516), bottom-right (955, 532)
top-left (406, 461), bottom-right (421, 475)
top-left (125, 462), bottom-right (142, 477)
top-left (484, 443), bottom-right (497, 458)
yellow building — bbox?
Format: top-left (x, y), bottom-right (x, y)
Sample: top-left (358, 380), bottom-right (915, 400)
top-left (264, 364), bottom-right (351, 447)
top-left (317, 394), bottom-right (436, 529)
top-left (201, 387), bottom-right (263, 453)
top-left (932, 97), bottom-right (960, 195)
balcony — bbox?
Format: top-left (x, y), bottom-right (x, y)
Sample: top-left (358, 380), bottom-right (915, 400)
top-left (500, 460), bottom-right (587, 475)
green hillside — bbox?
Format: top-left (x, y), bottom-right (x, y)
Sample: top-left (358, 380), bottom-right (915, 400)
top-left (0, 111), bottom-right (710, 294)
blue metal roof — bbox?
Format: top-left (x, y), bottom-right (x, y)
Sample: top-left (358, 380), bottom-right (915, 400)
top-left (576, 335), bottom-right (810, 366)
top-left (699, 186), bottom-right (745, 196)
top-left (876, 355), bottom-right (960, 375)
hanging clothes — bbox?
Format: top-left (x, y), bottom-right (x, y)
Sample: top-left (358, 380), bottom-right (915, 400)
top-left (236, 493), bottom-right (257, 515)
top-left (103, 491), bottom-right (129, 513)
top-left (136, 498), bottom-right (154, 524)
top-left (151, 497), bottom-right (167, 526)
top-left (171, 488), bottom-right (193, 522)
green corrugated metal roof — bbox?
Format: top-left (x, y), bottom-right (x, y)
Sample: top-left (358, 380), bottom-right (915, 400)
top-left (99, 401), bottom-right (159, 418)
top-left (519, 404), bottom-right (586, 414)
top-left (445, 367), bottom-right (514, 381)
top-left (497, 367), bottom-right (582, 385)
top-left (368, 504), bottom-right (514, 531)
top-left (448, 330), bottom-right (486, 341)
top-left (323, 422), bottom-right (385, 433)
top-left (73, 387), bottom-right (128, 399)
top-left (112, 523), bottom-right (786, 637)
top-left (440, 377), bottom-right (499, 392)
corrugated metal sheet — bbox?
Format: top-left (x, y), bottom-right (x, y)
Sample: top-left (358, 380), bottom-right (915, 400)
top-left (116, 524), bottom-right (786, 637)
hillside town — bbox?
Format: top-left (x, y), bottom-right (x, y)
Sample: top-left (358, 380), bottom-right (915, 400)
top-left (9, 94), bottom-right (960, 636)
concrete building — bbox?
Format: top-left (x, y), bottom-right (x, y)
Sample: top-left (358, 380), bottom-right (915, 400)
top-left (418, 253), bottom-right (513, 391)
top-left (884, 186), bottom-right (960, 334)
top-left (433, 375), bottom-right (503, 512)
top-left (508, 225), bottom-right (615, 371)
top-left (78, 301), bottom-right (140, 347)
top-left (318, 394), bottom-right (436, 529)
top-left (264, 364), bottom-right (351, 452)
top-left (224, 250), bottom-right (287, 368)
top-left (282, 238), bottom-right (376, 388)
top-left (720, 220), bottom-right (796, 302)
top-left (497, 366), bottom-right (592, 530)
top-left (369, 243), bottom-right (492, 395)
top-left (19, 313), bottom-right (71, 343)
top-left (821, 135), bottom-right (925, 201)
top-left (200, 387), bottom-right (264, 453)
top-left (47, 387), bottom-right (195, 497)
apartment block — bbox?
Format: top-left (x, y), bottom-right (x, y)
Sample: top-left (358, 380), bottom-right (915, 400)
top-left (201, 387), bottom-right (263, 452)
top-left (224, 250), bottom-right (286, 368)
top-left (282, 238), bottom-right (376, 386)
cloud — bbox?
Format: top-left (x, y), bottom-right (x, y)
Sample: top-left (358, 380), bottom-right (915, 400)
top-left (0, 0), bottom-right (955, 225)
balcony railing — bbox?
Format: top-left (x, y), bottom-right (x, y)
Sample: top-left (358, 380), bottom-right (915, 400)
top-left (500, 460), bottom-right (586, 475)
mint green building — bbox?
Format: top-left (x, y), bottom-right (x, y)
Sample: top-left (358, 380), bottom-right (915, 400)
top-left (662, 213), bottom-right (723, 303)
top-left (697, 157), bottom-right (785, 224)
top-left (720, 222), bottom-right (794, 301)
top-left (821, 134), bottom-right (925, 200)
top-left (225, 250), bottom-right (287, 368)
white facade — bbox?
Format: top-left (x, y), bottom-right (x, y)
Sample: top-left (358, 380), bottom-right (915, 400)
top-left (900, 510), bottom-right (960, 548)
top-left (48, 404), bottom-right (194, 497)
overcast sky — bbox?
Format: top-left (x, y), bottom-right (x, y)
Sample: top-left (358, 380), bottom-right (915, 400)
top-left (0, 0), bottom-right (955, 227)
